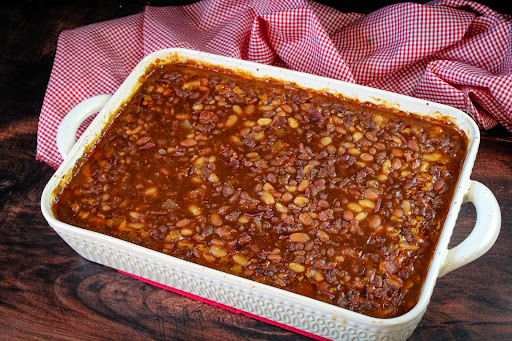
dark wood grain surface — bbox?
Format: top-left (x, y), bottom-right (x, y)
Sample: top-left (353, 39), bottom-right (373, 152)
top-left (2, 1), bottom-right (511, 340)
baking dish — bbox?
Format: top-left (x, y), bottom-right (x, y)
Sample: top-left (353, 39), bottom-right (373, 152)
top-left (41, 48), bottom-right (501, 340)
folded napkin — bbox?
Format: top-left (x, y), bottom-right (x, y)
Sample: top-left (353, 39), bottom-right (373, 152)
top-left (37, 0), bottom-right (511, 338)
top-left (37, 0), bottom-right (512, 169)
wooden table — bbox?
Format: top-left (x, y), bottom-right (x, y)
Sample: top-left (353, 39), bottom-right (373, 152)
top-left (2, 1), bottom-right (511, 340)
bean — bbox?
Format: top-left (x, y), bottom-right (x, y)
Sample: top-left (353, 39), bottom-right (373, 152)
top-left (182, 80), bottom-right (201, 89)
top-left (127, 223), bottom-right (144, 229)
top-left (402, 200), bottom-right (411, 215)
top-left (368, 215), bottom-right (381, 228)
top-left (288, 117), bottom-right (299, 128)
top-left (316, 230), bottom-right (330, 241)
top-left (297, 179), bottom-right (309, 192)
top-left (377, 174), bottom-right (388, 182)
top-left (245, 104), bottom-right (256, 115)
top-left (313, 270), bottom-right (324, 281)
top-left (275, 202), bottom-right (288, 213)
top-left (393, 208), bottom-right (404, 217)
top-left (365, 132), bottom-right (377, 142)
top-left (181, 228), bottom-right (194, 236)
top-left (246, 152), bottom-right (260, 160)
top-left (209, 173), bottom-right (219, 182)
top-left (400, 243), bottom-right (420, 251)
top-left (294, 196), bottom-right (309, 206)
top-left (353, 132), bottom-right (363, 142)
top-left (210, 213), bottom-right (223, 226)
top-left (360, 153), bottom-right (374, 162)
top-left (260, 191), bottom-right (275, 205)
top-left (282, 192), bottom-right (294, 202)
top-left (193, 156), bottom-right (205, 166)
top-left (374, 114), bottom-right (384, 125)
top-left (433, 126), bottom-right (443, 134)
top-left (359, 199), bottom-right (376, 209)
top-left (392, 148), bottom-right (403, 157)
top-left (290, 232), bottom-right (310, 243)
top-left (263, 182), bottom-right (274, 191)
top-left (267, 254), bottom-right (282, 261)
top-left (254, 131), bottom-right (266, 141)
top-left (408, 139), bottom-right (419, 151)
top-left (176, 218), bottom-right (190, 227)
top-left (355, 212), bottom-right (368, 221)
top-left (289, 262), bottom-right (306, 273)
top-left (365, 188), bottom-right (379, 200)
top-left (343, 210), bottom-right (354, 221)
top-left (233, 254), bottom-right (249, 266)
top-left (191, 176), bottom-right (202, 184)
top-left (225, 114), bottom-right (239, 127)
top-left (382, 160), bottom-right (392, 174)
top-left (230, 135), bottom-right (242, 145)
top-left (320, 136), bottom-right (332, 146)
top-left (211, 239), bottom-right (225, 246)
top-left (129, 211), bottom-right (141, 220)
top-left (257, 118), bottom-right (272, 126)
top-left (424, 152), bottom-right (442, 161)
top-left (210, 245), bottom-right (227, 257)
top-left (303, 164), bottom-right (314, 174)
top-left (348, 148), bottom-right (360, 156)
top-left (176, 114), bottom-right (190, 121)
top-left (144, 187), bottom-right (158, 196)
top-left (189, 204), bottom-right (201, 216)
top-left (232, 105), bottom-right (243, 115)
top-left (401, 170), bottom-right (412, 177)
top-left (347, 202), bottom-right (363, 213)
top-left (392, 136), bottom-right (403, 144)
top-left (267, 173), bottom-right (277, 183)
top-left (238, 216), bottom-right (249, 224)
top-left (299, 212), bottom-right (313, 225)
top-left (404, 152), bottom-right (413, 162)
top-left (280, 104), bottom-right (293, 113)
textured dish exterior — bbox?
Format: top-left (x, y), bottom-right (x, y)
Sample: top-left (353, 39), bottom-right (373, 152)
top-left (42, 48), bottom-right (481, 341)
top-left (53, 226), bottom-right (423, 341)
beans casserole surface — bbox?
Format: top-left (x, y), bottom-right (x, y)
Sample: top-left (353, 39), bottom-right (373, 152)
top-left (53, 61), bottom-right (468, 318)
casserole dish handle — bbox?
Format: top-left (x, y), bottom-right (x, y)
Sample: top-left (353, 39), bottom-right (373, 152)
top-left (439, 180), bottom-right (501, 277)
top-left (57, 94), bottom-right (112, 158)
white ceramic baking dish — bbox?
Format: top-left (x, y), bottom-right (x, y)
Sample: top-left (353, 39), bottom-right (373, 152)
top-left (41, 48), bottom-right (501, 341)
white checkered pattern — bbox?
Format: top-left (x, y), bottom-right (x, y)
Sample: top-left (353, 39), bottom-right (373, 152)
top-left (37, 0), bottom-right (512, 169)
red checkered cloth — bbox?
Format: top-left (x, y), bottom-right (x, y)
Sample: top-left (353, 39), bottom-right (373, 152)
top-left (37, 0), bottom-right (512, 169)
